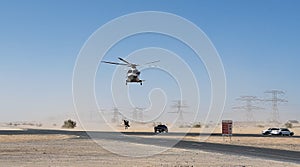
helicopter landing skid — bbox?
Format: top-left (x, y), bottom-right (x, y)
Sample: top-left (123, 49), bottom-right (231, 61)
top-left (126, 80), bottom-right (143, 85)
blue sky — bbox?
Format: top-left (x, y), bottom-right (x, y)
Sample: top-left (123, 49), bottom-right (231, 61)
top-left (0, 0), bottom-right (299, 122)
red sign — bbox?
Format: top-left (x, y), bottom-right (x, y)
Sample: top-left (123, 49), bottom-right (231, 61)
top-left (222, 120), bottom-right (233, 135)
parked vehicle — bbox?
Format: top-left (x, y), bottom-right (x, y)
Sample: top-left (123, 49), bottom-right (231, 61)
top-left (154, 125), bottom-right (168, 133)
top-left (262, 128), bottom-right (279, 135)
top-left (270, 128), bottom-right (294, 136)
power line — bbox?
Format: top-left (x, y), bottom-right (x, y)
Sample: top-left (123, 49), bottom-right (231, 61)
top-left (264, 90), bottom-right (287, 123)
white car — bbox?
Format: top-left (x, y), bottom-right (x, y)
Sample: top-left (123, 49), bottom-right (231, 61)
top-left (270, 128), bottom-right (294, 136)
top-left (262, 128), bottom-right (279, 135)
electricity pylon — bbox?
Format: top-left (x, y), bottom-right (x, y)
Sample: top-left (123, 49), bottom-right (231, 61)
top-left (111, 107), bottom-right (121, 123)
top-left (132, 107), bottom-right (145, 122)
top-left (169, 100), bottom-right (188, 124)
top-left (233, 96), bottom-right (263, 122)
top-left (264, 90), bottom-right (287, 123)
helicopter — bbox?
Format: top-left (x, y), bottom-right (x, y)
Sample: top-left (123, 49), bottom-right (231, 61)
top-left (101, 57), bottom-right (159, 85)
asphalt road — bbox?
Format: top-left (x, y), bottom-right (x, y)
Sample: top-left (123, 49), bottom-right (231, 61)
top-left (1, 129), bottom-right (299, 138)
top-left (1, 129), bottom-right (299, 164)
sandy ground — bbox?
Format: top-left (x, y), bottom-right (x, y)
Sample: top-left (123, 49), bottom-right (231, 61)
top-left (0, 122), bottom-right (299, 166)
top-left (0, 134), bottom-right (76, 143)
top-left (184, 135), bottom-right (300, 151)
top-left (0, 135), bottom-right (299, 167)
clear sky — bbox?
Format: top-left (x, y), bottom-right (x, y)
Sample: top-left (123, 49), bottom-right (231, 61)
top-left (0, 0), bottom-right (299, 123)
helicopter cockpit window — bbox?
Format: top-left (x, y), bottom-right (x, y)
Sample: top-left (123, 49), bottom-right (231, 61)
top-left (128, 70), bottom-right (133, 73)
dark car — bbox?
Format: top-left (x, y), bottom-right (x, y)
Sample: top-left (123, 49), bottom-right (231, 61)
top-left (154, 125), bottom-right (168, 133)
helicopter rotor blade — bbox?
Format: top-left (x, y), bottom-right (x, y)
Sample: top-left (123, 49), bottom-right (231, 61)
top-left (118, 57), bottom-right (140, 67)
top-left (101, 61), bottom-right (127, 66)
top-left (144, 60), bottom-right (160, 65)
top-left (118, 57), bottom-right (131, 64)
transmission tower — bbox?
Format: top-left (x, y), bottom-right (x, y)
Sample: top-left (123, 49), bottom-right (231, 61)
top-left (111, 107), bottom-right (121, 123)
top-left (264, 90), bottom-right (287, 123)
top-left (132, 107), bottom-right (145, 122)
top-left (169, 100), bottom-right (188, 124)
top-left (233, 96), bottom-right (263, 122)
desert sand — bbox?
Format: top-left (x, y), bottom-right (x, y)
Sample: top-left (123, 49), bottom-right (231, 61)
top-left (0, 121), bottom-right (299, 166)
top-left (0, 134), bottom-right (298, 167)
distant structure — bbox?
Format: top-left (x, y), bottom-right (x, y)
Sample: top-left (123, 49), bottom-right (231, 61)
top-left (132, 107), bottom-right (145, 122)
top-left (288, 120), bottom-right (299, 124)
top-left (111, 107), bottom-right (122, 123)
top-left (233, 96), bottom-right (263, 122)
top-left (169, 100), bottom-right (188, 124)
top-left (264, 90), bottom-right (288, 123)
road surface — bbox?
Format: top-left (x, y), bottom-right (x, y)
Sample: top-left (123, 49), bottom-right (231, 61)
top-left (0, 129), bottom-right (299, 164)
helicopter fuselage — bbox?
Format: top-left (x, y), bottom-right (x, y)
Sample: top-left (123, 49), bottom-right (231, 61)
top-left (126, 67), bottom-right (142, 85)
top-left (101, 57), bottom-right (159, 86)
